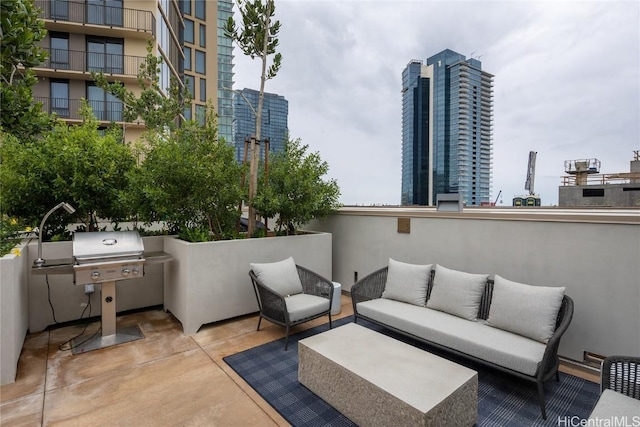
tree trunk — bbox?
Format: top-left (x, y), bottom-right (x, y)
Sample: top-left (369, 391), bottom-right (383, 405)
top-left (247, 1), bottom-right (272, 237)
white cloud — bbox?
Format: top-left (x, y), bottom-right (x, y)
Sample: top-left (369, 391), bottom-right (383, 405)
top-left (232, 0), bottom-right (640, 206)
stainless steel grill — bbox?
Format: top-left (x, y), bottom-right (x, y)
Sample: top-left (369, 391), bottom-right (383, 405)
top-left (70, 231), bottom-right (147, 352)
top-left (32, 228), bottom-right (173, 354)
top-left (73, 231), bottom-right (145, 284)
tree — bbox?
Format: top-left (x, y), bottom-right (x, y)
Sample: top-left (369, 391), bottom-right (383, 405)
top-left (253, 137), bottom-right (341, 234)
top-left (0, 104), bottom-right (135, 239)
top-left (129, 105), bottom-right (244, 240)
top-left (225, 0), bottom-right (282, 235)
top-left (0, 0), bottom-right (53, 139)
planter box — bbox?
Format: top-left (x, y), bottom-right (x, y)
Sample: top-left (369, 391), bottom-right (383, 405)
top-left (1, 240), bottom-right (30, 385)
top-left (163, 232), bottom-right (332, 335)
top-left (27, 236), bottom-right (165, 332)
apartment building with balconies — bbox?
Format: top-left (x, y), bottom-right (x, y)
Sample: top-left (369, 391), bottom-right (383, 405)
top-left (32, 0), bottom-right (231, 143)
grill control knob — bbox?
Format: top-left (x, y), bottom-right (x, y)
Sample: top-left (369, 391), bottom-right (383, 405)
top-left (91, 271), bottom-right (100, 281)
top-left (121, 268), bottom-right (130, 277)
top-left (132, 267), bottom-right (141, 276)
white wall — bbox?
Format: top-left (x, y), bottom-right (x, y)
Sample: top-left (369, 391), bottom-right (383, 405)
top-left (308, 208), bottom-right (640, 361)
top-left (0, 241), bottom-right (30, 385)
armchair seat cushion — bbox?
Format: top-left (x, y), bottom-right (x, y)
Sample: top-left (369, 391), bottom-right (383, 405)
top-left (588, 389), bottom-right (640, 420)
top-left (286, 294), bottom-right (331, 322)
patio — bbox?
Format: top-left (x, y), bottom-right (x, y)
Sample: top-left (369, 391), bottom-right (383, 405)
top-left (0, 293), bottom-right (598, 426)
top-left (0, 295), bottom-right (353, 426)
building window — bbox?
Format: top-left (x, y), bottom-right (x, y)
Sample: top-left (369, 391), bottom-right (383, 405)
top-left (87, 83), bottom-right (122, 122)
top-left (87, 37), bottom-right (123, 74)
top-left (181, 0), bottom-right (191, 15)
top-left (583, 188), bottom-right (605, 197)
top-left (51, 0), bottom-right (69, 20)
top-left (183, 106), bottom-right (192, 120)
top-left (184, 47), bottom-right (192, 71)
top-left (50, 80), bottom-right (69, 117)
top-left (87, 0), bottom-right (124, 27)
top-left (184, 75), bottom-right (195, 98)
top-left (195, 104), bottom-right (206, 125)
top-left (199, 24), bottom-right (206, 48)
top-left (195, 0), bottom-right (205, 20)
top-left (195, 50), bottom-right (205, 74)
top-left (184, 19), bottom-right (194, 43)
top-left (50, 32), bottom-right (69, 69)
top-left (199, 78), bottom-right (206, 102)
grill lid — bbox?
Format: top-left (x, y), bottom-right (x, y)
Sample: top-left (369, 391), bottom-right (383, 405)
top-left (73, 231), bottom-right (144, 262)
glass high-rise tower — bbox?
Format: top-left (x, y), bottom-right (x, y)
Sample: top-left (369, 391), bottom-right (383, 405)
top-left (232, 88), bottom-right (288, 163)
top-left (401, 49), bottom-right (494, 206)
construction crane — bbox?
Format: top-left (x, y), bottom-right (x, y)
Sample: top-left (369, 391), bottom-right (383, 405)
top-left (513, 151), bottom-right (541, 206)
top-left (524, 151), bottom-right (537, 196)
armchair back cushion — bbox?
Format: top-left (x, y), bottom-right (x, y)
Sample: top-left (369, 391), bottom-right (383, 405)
top-left (487, 275), bottom-right (565, 343)
top-left (250, 257), bottom-right (304, 296)
top-left (426, 265), bottom-right (488, 321)
top-left (381, 259), bottom-right (432, 306)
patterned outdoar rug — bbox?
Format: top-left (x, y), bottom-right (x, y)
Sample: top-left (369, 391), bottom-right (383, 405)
top-left (224, 317), bottom-right (599, 427)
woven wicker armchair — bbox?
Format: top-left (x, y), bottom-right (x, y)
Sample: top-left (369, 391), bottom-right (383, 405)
top-left (589, 355), bottom-right (640, 420)
top-left (601, 356), bottom-right (640, 398)
top-left (249, 264), bottom-right (333, 350)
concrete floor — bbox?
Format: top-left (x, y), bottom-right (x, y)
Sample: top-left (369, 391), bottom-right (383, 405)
top-left (0, 294), bottom-right (354, 426)
top-left (0, 294), bottom-right (597, 426)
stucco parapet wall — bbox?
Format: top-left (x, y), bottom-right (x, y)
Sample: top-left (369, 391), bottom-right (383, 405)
top-left (336, 207), bottom-right (640, 225)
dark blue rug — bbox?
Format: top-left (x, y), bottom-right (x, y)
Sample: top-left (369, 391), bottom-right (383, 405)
top-left (223, 317), bottom-right (600, 426)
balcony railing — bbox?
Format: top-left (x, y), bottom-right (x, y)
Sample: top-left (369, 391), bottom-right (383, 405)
top-left (36, 0), bottom-right (155, 36)
top-left (35, 97), bottom-right (123, 122)
top-left (39, 48), bottom-right (145, 76)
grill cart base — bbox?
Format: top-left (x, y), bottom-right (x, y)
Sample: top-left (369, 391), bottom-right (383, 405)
top-left (71, 325), bottom-right (144, 354)
top-left (71, 280), bottom-right (144, 354)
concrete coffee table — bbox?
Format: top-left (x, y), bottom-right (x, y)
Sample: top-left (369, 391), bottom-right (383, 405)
top-left (298, 323), bottom-right (477, 427)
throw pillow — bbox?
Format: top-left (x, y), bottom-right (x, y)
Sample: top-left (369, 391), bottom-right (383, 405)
top-left (426, 265), bottom-right (488, 321)
top-left (487, 275), bottom-right (565, 343)
top-left (250, 257), bottom-right (303, 296)
top-left (381, 258), bottom-right (432, 306)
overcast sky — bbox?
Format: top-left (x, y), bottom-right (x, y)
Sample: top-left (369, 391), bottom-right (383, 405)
top-left (231, 0), bottom-right (640, 206)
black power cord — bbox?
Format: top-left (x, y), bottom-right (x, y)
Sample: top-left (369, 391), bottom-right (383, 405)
top-left (46, 275), bottom-right (101, 351)
top-left (58, 291), bottom-right (102, 352)
top-left (46, 274), bottom-right (60, 324)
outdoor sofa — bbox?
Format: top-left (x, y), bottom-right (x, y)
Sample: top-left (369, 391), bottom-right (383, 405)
top-left (351, 259), bottom-right (574, 420)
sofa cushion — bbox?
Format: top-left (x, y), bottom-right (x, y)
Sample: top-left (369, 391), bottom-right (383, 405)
top-left (250, 257), bottom-right (303, 296)
top-left (487, 275), bottom-right (565, 343)
top-left (285, 294), bottom-right (330, 322)
top-left (381, 259), bottom-right (432, 306)
top-left (426, 265), bottom-right (488, 320)
top-left (588, 389), bottom-right (640, 421)
top-left (357, 299), bottom-right (545, 376)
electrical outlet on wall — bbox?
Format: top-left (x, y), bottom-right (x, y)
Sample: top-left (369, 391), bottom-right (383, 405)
top-left (84, 284), bottom-right (94, 295)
